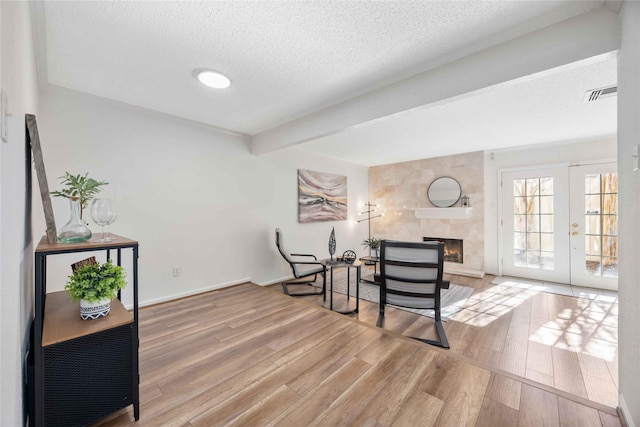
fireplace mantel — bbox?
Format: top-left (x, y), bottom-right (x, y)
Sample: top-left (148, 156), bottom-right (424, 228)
top-left (414, 207), bottom-right (472, 219)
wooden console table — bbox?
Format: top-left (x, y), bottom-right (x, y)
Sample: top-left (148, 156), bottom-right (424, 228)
top-left (31, 234), bottom-right (139, 426)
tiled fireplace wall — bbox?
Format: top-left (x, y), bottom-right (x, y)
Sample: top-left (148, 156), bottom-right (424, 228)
top-left (369, 151), bottom-right (484, 273)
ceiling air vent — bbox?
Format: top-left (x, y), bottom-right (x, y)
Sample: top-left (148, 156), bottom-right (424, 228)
top-left (584, 85), bottom-right (617, 103)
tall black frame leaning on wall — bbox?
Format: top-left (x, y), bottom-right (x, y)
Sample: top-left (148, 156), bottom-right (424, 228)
top-left (25, 114), bottom-right (57, 243)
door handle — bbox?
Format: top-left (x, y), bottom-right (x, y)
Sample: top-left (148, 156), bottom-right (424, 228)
top-left (571, 231), bottom-right (579, 236)
top-left (572, 223), bottom-right (579, 228)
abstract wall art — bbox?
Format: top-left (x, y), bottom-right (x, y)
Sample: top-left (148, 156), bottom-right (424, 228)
top-left (298, 169), bottom-right (347, 223)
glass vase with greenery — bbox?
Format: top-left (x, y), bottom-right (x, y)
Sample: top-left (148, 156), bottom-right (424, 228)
top-left (51, 172), bottom-right (109, 219)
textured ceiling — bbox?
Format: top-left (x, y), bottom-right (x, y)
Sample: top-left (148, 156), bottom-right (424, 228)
top-left (37, 1), bottom-right (616, 165)
top-left (299, 56), bottom-right (618, 166)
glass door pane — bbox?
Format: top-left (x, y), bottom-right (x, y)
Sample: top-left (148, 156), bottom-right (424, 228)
top-left (569, 163), bottom-right (618, 290)
top-left (502, 167), bottom-right (570, 284)
top-left (583, 173), bottom-right (618, 278)
top-left (513, 178), bottom-right (554, 270)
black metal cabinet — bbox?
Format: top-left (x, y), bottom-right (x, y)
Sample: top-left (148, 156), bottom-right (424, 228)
top-left (31, 235), bottom-right (139, 426)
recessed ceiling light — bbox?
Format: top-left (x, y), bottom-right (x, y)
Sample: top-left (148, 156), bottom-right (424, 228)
top-left (195, 69), bottom-right (231, 89)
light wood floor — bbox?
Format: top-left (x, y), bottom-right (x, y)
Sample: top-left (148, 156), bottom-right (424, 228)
top-left (308, 267), bottom-right (619, 410)
top-left (94, 273), bottom-right (621, 427)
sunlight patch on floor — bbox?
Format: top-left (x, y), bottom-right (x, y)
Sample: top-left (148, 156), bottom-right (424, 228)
top-left (449, 281), bottom-right (536, 324)
top-left (449, 277), bottom-right (618, 363)
top-left (528, 294), bottom-right (618, 362)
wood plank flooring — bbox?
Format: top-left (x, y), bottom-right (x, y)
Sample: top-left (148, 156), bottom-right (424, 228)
top-left (94, 272), bottom-right (620, 427)
top-left (308, 267), bottom-right (619, 409)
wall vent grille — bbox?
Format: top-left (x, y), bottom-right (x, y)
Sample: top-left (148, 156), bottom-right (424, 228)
top-left (584, 85), bottom-right (617, 103)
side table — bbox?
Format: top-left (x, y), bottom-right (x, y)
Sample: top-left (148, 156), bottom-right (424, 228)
top-left (359, 255), bottom-right (380, 284)
top-left (321, 259), bottom-right (361, 314)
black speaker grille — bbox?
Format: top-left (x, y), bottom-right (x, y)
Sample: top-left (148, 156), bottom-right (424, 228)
top-left (44, 324), bottom-right (134, 426)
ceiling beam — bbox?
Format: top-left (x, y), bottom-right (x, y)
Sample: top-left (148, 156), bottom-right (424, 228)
top-left (251, 6), bottom-right (620, 156)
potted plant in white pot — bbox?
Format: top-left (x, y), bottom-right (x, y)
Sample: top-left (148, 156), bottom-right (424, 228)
top-left (65, 258), bottom-right (127, 320)
top-left (362, 237), bottom-right (381, 258)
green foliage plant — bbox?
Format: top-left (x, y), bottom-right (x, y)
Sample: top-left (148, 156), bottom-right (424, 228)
top-left (361, 237), bottom-right (381, 250)
top-left (51, 172), bottom-right (109, 218)
top-left (65, 260), bottom-right (126, 303)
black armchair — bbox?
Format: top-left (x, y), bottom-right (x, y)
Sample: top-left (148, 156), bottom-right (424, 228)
top-left (376, 239), bottom-right (450, 348)
top-left (275, 228), bottom-right (326, 297)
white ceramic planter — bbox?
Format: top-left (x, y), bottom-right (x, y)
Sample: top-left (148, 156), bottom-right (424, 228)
top-left (80, 298), bottom-right (111, 320)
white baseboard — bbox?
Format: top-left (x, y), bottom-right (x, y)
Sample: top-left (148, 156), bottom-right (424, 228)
top-left (255, 275), bottom-right (291, 287)
top-left (123, 277), bottom-right (252, 309)
top-left (619, 394), bottom-right (636, 427)
top-left (444, 265), bottom-right (485, 278)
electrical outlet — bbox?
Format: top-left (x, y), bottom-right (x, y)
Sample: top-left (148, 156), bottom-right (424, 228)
top-left (172, 266), bottom-right (182, 277)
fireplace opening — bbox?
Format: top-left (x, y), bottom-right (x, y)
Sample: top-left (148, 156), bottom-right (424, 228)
top-left (422, 237), bottom-right (463, 264)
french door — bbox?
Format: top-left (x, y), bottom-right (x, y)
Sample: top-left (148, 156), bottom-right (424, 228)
top-left (501, 163), bottom-right (618, 290)
top-left (569, 163), bottom-right (618, 290)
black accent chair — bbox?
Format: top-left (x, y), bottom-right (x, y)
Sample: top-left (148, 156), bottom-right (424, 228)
top-left (376, 240), bottom-right (450, 348)
top-left (275, 228), bottom-right (326, 297)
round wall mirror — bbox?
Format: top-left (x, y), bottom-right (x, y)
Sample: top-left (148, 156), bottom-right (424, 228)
top-left (428, 177), bottom-right (462, 207)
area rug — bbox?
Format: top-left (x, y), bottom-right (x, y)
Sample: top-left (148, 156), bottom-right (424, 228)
top-left (329, 279), bottom-right (475, 321)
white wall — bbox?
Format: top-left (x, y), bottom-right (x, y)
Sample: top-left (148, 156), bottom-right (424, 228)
top-left (483, 138), bottom-right (617, 275)
top-left (617, 2), bottom-right (640, 425)
top-left (35, 88), bottom-right (369, 307)
top-left (0, 2), bottom-right (39, 425)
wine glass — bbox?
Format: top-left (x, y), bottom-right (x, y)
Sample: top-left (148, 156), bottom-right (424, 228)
top-left (104, 201), bottom-right (117, 242)
top-left (90, 198), bottom-right (116, 242)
